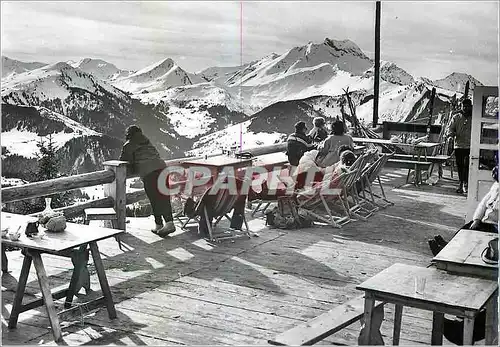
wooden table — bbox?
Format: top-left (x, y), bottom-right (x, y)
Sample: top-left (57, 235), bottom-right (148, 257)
top-left (180, 155), bottom-right (254, 177)
top-left (181, 155), bottom-right (252, 185)
top-left (433, 229), bottom-right (498, 280)
top-left (251, 152), bottom-right (289, 170)
top-left (356, 263), bottom-right (498, 345)
top-left (1, 212), bottom-right (123, 342)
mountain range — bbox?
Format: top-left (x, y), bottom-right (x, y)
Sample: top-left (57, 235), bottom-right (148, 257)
top-left (1, 37), bottom-right (484, 180)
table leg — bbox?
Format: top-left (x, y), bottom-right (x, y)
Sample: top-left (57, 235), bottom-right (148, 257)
top-left (431, 312), bottom-right (444, 345)
top-left (462, 316), bottom-right (475, 346)
top-left (359, 293), bottom-right (375, 345)
top-left (485, 290), bottom-right (498, 345)
top-left (2, 245), bottom-right (8, 272)
top-left (393, 304), bottom-right (403, 345)
top-left (31, 251), bottom-right (63, 342)
top-left (89, 241), bottom-right (117, 319)
top-left (8, 254), bottom-right (32, 329)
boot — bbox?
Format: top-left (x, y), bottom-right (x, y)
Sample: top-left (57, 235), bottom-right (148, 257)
top-left (151, 224), bottom-right (164, 234)
top-left (157, 221), bottom-right (176, 237)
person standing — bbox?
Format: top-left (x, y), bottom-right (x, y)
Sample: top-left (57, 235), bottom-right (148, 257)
top-left (448, 99), bottom-right (473, 194)
top-left (286, 121), bottom-right (316, 167)
top-left (119, 125), bottom-right (175, 237)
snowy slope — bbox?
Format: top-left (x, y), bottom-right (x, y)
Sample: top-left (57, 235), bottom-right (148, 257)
top-left (1, 62), bottom-right (129, 106)
top-left (1, 56), bottom-right (47, 78)
top-left (136, 83), bottom-right (247, 139)
top-left (225, 39), bottom-right (372, 88)
top-left (70, 58), bottom-right (134, 81)
top-left (112, 58), bottom-right (205, 93)
top-left (364, 61), bottom-right (415, 85)
top-left (187, 120), bottom-right (283, 157)
top-left (432, 72), bottom-right (483, 95)
top-left (1, 105), bottom-right (100, 158)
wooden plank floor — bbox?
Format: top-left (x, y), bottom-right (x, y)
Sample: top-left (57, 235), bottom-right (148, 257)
top-left (2, 168), bottom-right (475, 345)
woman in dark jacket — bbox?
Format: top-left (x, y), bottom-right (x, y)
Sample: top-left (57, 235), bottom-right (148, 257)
top-left (308, 117), bottom-right (328, 143)
top-left (119, 125), bottom-right (175, 237)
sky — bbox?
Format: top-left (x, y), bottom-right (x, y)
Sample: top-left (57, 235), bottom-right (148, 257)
top-left (1, 1), bottom-right (498, 84)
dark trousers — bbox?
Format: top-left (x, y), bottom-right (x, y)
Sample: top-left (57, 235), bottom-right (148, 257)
top-left (455, 148), bottom-right (470, 185)
top-left (143, 169), bottom-right (173, 225)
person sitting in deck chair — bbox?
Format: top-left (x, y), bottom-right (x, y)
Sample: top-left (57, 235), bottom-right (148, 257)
top-left (286, 121), bottom-right (317, 168)
top-left (308, 117), bottom-right (329, 143)
top-left (316, 120), bottom-right (354, 168)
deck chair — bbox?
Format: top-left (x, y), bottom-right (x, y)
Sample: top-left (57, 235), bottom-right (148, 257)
top-left (346, 150), bottom-right (380, 219)
top-left (249, 170), bottom-right (286, 217)
top-left (296, 169), bottom-right (358, 228)
top-left (342, 151), bottom-right (375, 221)
top-left (358, 153), bottom-right (394, 208)
top-left (194, 176), bottom-right (252, 242)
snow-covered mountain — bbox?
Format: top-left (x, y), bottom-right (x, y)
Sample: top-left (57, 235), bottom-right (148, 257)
top-left (111, 58), bottom-right (204, 93)
top-left (1, 60), bottom-right (189, 176)
top-left (69, 58), bottom-right (134, 81)
top-left (364, 61), bottom-right (415, 85)
top-left (2, 37), bottom-right (485, 174)
top-left (2, 56), bottom-right (47, 78)
top-left (432, 72), bottom-right (483, 96)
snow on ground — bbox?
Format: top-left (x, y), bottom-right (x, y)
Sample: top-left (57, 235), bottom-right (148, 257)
top-left (2, 62), bottom-right (128, 106)
top-left (79, 178), bottom-right (144, 201)
top-left (1, 177), bottom-right (29, 187)
top-left (356, 84), bottom-right (427, 124)
top-left (187, 120), bottom-right (282, 156)
top-left (1, 129), bottom-right (86, 159)
top-left (1, 106), bottom-right (101, 159)
top-left (136, 82), bottom-right (244, 113)
top-left (159, 106), bottom-right (214, 139)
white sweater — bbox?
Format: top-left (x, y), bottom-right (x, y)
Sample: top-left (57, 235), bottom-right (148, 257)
top-left (473, 181), bottom-right (499, 224)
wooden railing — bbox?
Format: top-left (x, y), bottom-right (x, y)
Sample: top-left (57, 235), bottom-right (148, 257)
top-left (0, 143), bottom-right (287, 231)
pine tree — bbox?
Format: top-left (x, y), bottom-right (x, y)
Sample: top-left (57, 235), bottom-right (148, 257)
top-left (36, 135), bottom-right (59, 181)
top-left (35, 134), bottom-right (73, 209)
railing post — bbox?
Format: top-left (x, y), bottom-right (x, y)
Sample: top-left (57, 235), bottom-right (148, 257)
top-left (103, 160), bottom-right (128, 231)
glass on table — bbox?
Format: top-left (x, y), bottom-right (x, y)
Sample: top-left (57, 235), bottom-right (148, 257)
top-left (414, 276), bottom-right (426, 295)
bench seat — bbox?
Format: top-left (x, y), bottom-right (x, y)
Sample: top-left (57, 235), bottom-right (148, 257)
top-left (386, 159), bottom-right (432, 170)
top-left (268, 295), bottom-right (384, 346)
top-left (390, 154), bottom-right (450, 162)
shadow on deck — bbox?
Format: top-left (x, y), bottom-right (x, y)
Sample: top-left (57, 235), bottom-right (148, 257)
top-left (2, 168), bottom-right (468, 345)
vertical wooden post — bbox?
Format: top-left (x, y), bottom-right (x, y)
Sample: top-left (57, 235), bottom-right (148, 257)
top-left (103, 160), bottom-right (127, 231)
top-left (373, 1), bottom-right (381, 128)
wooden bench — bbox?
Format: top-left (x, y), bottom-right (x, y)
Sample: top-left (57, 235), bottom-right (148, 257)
top-left (268, 295), bottom-right (385, 346)
top-left (386, 159), bottom-right (432, 169)
top-left (386, 159), bottom-right (432, 185)
top-left (390, 154), bottom-right (452, 178)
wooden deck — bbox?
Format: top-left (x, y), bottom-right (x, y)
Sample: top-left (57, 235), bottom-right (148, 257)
top-left (2, 168), bottom-right (472, 345)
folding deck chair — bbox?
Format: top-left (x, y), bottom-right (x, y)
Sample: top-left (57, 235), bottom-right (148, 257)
top-left (194, 176), bottom-right (252, 242)
top-left (296, 169), bottom-right (358, 228)
top-left (346, 149), bottom-right (380, 219)
top-left (358, 152), bottom-right (394, 208)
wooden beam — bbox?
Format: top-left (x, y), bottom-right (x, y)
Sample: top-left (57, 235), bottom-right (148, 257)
top-left (373, 1), bottom-right (381, 127)
top-left (1, 170), bottom-right (115, 203)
